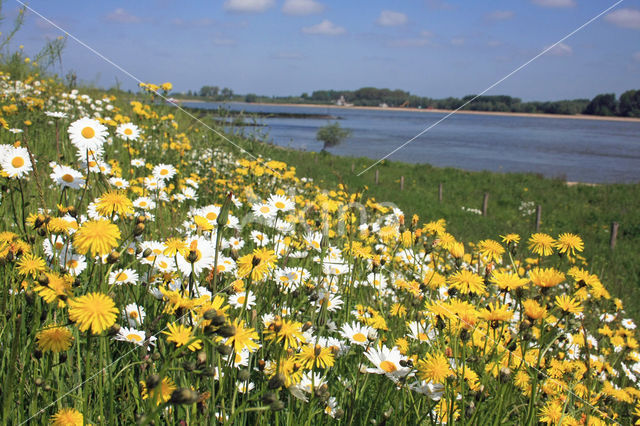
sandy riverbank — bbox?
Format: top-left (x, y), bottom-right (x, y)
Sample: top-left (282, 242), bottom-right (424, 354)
top-left (177, 99), bottom-right (640, 123)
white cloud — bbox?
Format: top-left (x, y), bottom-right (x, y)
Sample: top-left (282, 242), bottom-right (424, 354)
top-left (605, 8), bottom-right (640, 30)
top-left (376, 10), bottom-right (408, 27)
top-left (302, 19), bottom-right (346, 35)
top-left (531, 0), bottom-right (575, 8)
top-left (224, 0), bottom-right (275, 13)
top-left (106, 8), bottom-right (141, 24)
top-left (633, 52), bottom-right (640, 62)
top-left (546, 42), bottom-right (572, 56)
top-left (487, 10), bottom-right (514, 21)
top-left (282, 0), bottom-right (324, 15)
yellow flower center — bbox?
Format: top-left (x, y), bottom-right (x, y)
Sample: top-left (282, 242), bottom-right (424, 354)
top-left (353, 333), bottom-right (367, 343)
top-left (81, 126), bottom-right (95, 139)
top-left (124, 128), bottom-right (133, 135)
top-left (116, 272), bottom-right (128, 282)
top-left (275, 201), bottom-right (285, 209)
top-left (260, 206), bottom-right (270, 214)
top-left (67, 259), bottom-right (79, 269)
top-left (11, 156), bottom-right (24, 168)
top-left (126, 333), bottom-right (143, 342)
top-left (61, 173), bottom-right (74, 183)
top-left (380, 360), bottom-right (397, 373)
top-left (206, 212), bottom-right (217, 220)
top-left (160, 169), bottom-right (169, 176)
top-left (418, 333), bottom-right (428, 341)
top-left (237, 296), bottom-right (246, 304)
top-left (129, 311), bottom-right (139, 319)
top-left (139, 201), bottom-right (147, 207)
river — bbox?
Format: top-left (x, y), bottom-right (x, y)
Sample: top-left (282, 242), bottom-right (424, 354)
top-left (183, 101), bottom-right (640, 184)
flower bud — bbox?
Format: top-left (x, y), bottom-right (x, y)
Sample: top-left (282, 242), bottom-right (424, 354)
top-left (268, 373), bottom-right (285, 390)
top-left (134, 223), bottom-right (145, 236)
top-left (216, 324), bottom-right (236, 338)
top-left (216, 344), bottom-right (233, 356)
top-left (107, 251), bottom-right (120, 264)
top-left (238, 369), bottom-right (250, 382)
top-left (270, 400), bottom-right (285, 411)
top-left (146, 374), bottom-right (161, 390)
top-left (170, 388), bottom-right (199, 405)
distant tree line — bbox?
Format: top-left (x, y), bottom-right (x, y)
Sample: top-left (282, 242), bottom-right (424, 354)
top-left (177, 86), bottom-right (640, 117)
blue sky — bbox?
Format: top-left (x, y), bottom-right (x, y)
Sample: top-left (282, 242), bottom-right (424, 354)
top-left (15, 0), bottom-right (640, 101)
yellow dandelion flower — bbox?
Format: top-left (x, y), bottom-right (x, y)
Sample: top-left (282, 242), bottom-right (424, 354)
top-left (237, 248), bottom-right (276, 281)
top-left (554, 233), bottom-right (584, 257)
top-left (500, 233), bottom-right (520, 245)
top-left (447, 269), bottom-right (486, 295)
top-left (96, 190), bottom-right (134, 217)
top-left (263, 318), bottom-right (306, 350)
top-left (522, 299), bottom-right (547, 321)
top-left (296, 344), bottom-right (335, 369)
top-left (528, 233), bottom-right (555, 257)
top-left (141, 376), bottom-right (176, 405)
top-left (16, 253), bottom-right (46, 278)
top-left (555, 295), bottom-right (583, 314)
top-left (163, 237), bottom-right (187, 257)
top-left (163, 322), bottom-right (202, 351)
top-left (73, 219), bottom-right (121, 257)
top-left (50, 407), bottom-right (83, 426)
top-left (68, 292), bottom-right (118, 334)
top-left (36, 325), bottom-right (73, 353)
top-left (529, 267), bottom-right (565, 288)
top-left (490, 270), bottom-right (529, 292)
top-left (477, 239), bottom-right (505, 263)
top-left (416, 352), bottom-right (452, 384)
top-left (225, 319), bottom-right (260, 353)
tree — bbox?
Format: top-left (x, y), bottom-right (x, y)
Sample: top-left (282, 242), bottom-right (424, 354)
top-left (619, 90), bottom-right (640, 117)
top-left (584, 93), bottom-right (617, 116)
top-left (316, 122), bottom-right (351, 152)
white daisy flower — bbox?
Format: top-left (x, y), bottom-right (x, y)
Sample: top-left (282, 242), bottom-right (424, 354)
top-left (109, 268), bottom-right (139, 285)
top-left (340, 322), bottom-right (374, 347)
top-left (152, 163), bottom-right (177, 181)
top-left (133, 197), bottom-right (155, 210)
top-left (228, 291), bottom-right (256, 309)
top-left (116, 122), bottom-right (141, 141)
top-left (67, 117), bottom-right (108, 152)
top-left (50, 164), bottom-right (85, 189)
top-left (1, 146), bottom-right (32, 178)
top-left (109, 177), bottom-right (129, 189)
top-left (123, 303), bottom-right (146, 327)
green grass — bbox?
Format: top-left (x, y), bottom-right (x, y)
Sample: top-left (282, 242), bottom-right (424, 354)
top-left (220, 127), bottom-right (640, 318)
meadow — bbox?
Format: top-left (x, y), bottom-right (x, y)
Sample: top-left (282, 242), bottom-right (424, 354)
top-left (1, 62), bottom-right (640, 426)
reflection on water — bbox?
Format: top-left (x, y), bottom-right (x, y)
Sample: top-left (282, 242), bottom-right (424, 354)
top-left (184, 102), bottom-right (640, 184)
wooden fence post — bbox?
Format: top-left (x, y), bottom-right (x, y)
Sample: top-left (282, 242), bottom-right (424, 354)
top-left (482, 193), bottom-right (489, 217)
top-left (535, 205), bottom-right (542, 232)
top-left (610, 221), bottom-right (619, 249)
top-left (375, 169), bottom-right (379, 185)
top-left (438, 183), bottom-right (443, 202)
top-left (400, 176), bottom-right (404, 190)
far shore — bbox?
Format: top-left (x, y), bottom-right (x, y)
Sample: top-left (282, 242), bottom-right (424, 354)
top-left (176, 98), bottom-right (640, 123)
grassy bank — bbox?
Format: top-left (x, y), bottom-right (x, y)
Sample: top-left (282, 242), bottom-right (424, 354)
top-left (220, 128), bottom-right (640, 318)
